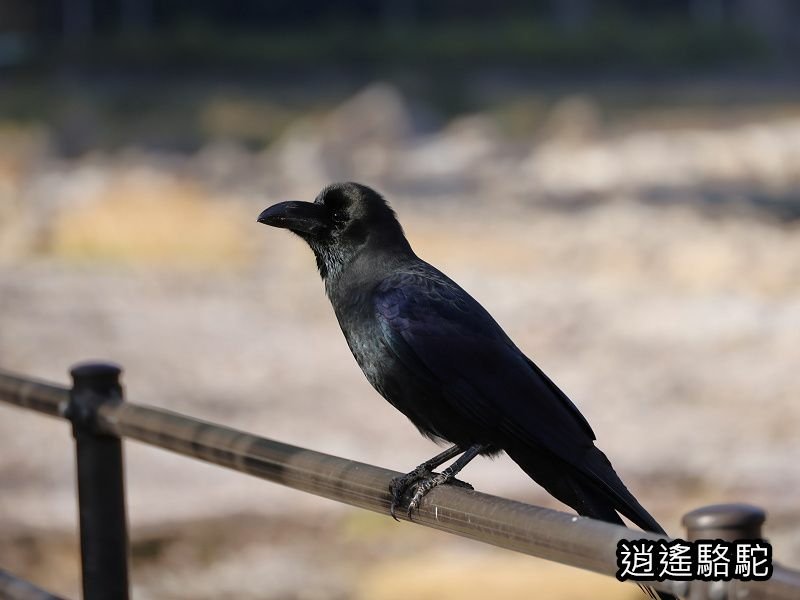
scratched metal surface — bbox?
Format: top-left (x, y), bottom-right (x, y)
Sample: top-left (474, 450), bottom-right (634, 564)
top-left (0, 370), bottom-right (68, 418)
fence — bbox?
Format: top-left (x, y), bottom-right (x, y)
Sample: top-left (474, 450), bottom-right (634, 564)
top-left (1, 362), bottom-right (799, 600)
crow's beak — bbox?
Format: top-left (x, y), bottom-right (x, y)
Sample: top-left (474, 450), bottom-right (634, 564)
top-left (257, 201), bottom-right (329, 236)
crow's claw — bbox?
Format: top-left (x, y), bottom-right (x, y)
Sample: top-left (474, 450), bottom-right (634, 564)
top-left (404, 471), bottom-right (474, 520)
top-left (389, 467), bottom-right (433, 521)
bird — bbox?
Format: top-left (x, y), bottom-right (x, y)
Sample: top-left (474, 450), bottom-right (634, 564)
top-left (258, 182), bottom-right (673, 598)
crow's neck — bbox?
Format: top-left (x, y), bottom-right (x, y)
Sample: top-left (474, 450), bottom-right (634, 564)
top-left (311, 243), bottom-right (352, 283)
top-left (313, 239), bottom-right (414, 297)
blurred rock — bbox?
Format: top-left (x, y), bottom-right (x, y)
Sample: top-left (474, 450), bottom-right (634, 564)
top-left (519, 117), bottom-right (800, 210)
top-left (393, 115), bottom-right (501, 195)
top-left (539, 95), bottom-right (602, 144)
top-left (267, 118), bottom-right (332, 198)
top-left (323, 82), bottom-right (413, 150)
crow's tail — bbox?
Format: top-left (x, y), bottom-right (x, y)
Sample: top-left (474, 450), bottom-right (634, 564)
top-left (506, 445), bottom-right (677, 600)
top-left (506, 444), bottom-right (665, 531)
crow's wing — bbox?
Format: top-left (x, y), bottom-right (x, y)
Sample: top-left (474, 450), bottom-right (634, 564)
top-left (374, 269), bottom-right (667, 536)
top-left (373, 270), bottom-right (597, 465)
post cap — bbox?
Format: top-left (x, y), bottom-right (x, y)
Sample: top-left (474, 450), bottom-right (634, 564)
top-left (70, 362), bottom-right (122, 380)
top-left (70, 362), bottom-right (123, 391)
top-left (682, 503), bottom-right (765, 540)
top-left (68, 362), bottom-right (124, 430)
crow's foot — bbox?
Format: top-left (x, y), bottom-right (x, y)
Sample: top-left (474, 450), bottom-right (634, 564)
top-left (405, 469), bottom-right (473, 520)
top-left (389, 466), bottom-right (433, 521)
top-left (388, 444), bottom-right (479, 521)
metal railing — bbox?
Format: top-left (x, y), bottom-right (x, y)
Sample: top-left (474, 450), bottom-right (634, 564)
top-left (1, 362), bottom-right (799, 600)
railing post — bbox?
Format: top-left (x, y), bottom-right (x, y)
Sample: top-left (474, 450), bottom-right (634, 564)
top-left (67, 362), bottom-right (130, 600)
top-left (682, 503), bottom-right (766, 600)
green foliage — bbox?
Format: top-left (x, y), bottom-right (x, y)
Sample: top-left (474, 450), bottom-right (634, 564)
top-left (48, 18), bottom-right (766, 71)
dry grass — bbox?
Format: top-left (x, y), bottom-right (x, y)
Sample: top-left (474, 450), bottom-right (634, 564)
top-left (49, 174), bottom-right (251, 268)
top-left (403, 205), bottom-right (800, 298)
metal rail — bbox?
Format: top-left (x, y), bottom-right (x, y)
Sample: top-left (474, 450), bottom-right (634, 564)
top-left (1, 365), bottom-right (799, 600)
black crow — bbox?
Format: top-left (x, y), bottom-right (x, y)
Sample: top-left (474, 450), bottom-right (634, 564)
top-left (258, 183), bottom-right (671, 582)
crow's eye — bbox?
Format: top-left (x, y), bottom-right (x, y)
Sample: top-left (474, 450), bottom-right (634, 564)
top-left (332, 209), bottom-right (348, 224)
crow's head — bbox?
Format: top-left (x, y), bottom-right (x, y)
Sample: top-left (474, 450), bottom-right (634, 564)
top-left (258, 182), bottom-right (412, 280)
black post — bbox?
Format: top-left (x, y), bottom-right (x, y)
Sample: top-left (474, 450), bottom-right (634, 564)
top-left (683, 503), bottom-right (766, 600)
top-left (68, 362), bottom-right (130, 600)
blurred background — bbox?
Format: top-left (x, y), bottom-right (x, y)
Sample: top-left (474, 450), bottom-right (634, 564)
top-left (1, 1), bottom-right (799, 598)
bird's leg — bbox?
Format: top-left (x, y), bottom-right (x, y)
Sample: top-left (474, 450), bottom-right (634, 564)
top-left (389, 445), bottom-right (463, 520)
top-left (406, 443), bottom-right (489, 520)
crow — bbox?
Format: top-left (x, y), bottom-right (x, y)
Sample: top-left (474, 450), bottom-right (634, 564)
top-left (258, 182), bottom-right (673, 597)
